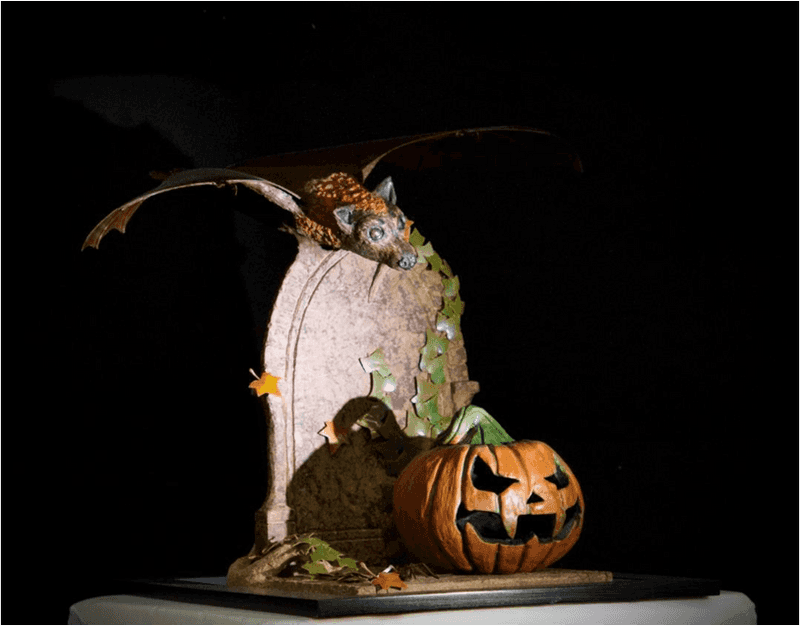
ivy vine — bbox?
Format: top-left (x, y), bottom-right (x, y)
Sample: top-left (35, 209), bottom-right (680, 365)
top-left (359, 228), bottom-right (512, 445)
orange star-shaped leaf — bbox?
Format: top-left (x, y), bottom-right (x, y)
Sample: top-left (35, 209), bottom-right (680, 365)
top-left (372, 570), bottom-right (407, 592)
top-left (318, 420), bottom-right (350, 454)
top-left (249, 370), bottom-right (281, 397)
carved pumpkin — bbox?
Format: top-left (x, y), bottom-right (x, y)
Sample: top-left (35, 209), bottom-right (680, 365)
top-left (393, 441), bottom-right (584, 574)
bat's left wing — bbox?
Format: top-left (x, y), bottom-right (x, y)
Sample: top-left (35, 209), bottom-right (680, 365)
top-left (357, 125), bottom-right (584, 182)
top-left (230, 126), bottom-right (583, 190)
top-left (82, 168), bottom-right (302, 250)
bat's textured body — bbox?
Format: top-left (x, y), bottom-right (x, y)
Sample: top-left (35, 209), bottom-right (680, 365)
top-left (297, 172), bottom-right (416, 270)
top-left (83, 169), bottom-right (417, 270)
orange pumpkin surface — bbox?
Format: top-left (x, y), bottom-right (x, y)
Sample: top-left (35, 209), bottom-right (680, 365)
top-left (393, 441), bottom-right (584, 574)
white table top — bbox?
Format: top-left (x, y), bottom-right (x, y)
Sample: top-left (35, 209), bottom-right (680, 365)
top-left (69, 588), bottom-right (755, 625)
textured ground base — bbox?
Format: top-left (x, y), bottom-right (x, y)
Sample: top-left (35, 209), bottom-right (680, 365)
top-left (229, 568), bottom-right (613, 597)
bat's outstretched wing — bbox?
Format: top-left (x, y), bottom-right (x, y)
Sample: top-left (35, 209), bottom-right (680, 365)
top-left (357, 126), bottom-right (584, 182)
top-left (230, 126), bottom-right (583, 189)
top-left (82, 168), bottom-right (302, 250)
top-left (84, 127), bottom-right (580, 251)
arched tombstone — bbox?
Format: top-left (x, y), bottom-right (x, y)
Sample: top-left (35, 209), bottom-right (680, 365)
top-left (253, 234), bottom-right (479, 564)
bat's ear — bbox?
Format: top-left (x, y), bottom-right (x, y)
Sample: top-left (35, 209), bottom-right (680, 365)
top-left (333, 204), bottom-right (356, 234)
top-left (372, 177), bottom-right (397, 206)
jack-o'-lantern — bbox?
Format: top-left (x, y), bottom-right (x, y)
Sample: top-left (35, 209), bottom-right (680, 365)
top-left (393, 440), bottom-right (584, 574)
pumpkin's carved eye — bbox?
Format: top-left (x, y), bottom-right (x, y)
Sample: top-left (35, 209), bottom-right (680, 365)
top-left (554, 501), bottom-right (582, 541)
top-left (527, 458), bottom-right (570, 504)
top-left (544, 459), bottom-right (570, 489)
top-left (471, 456), bottom-right (518, 494)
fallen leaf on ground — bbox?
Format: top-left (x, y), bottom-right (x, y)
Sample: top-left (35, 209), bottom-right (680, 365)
top-left (372, 571), bottom-right (407, 592)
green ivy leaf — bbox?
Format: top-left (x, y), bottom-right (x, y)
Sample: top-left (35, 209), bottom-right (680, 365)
top-left (337, 556), bottom-right (359, 571)
top-left (442, 275), bottom-right (460, 299)
top-left (406, 409), bottom-right (430, 437)
top-left (419, 349), bottom-right (447, 385)
top-left (302, 561), bottom-right (330, 576)
top-left (373, 371), bottom-right (397, 394)
top-left (414, 396), bottom-right (448, 433)
top-left (436, 313), bottom-right (460, 341)
top-left (428, 410), bottom-right (449, 432)
top-left (409, 228), bottom-right (426, 248)
top-left (442, 293), bottom-right (464, 319)
top-left (411, 376), bottom-right (439, 405)
top-left (428, 355), bottom-right (447, 384)
top-left (427, 252), bottom-right (443, 273)
top-left (360, 348), bottom-right (391, 376)
top-left (416, 241), bottom-right (435, 263)
top-left (414, 396), bottom-right (438, 421)
top-left (420, 329), bottom-right (449, 364)
top-left (309, 543), bottom-right (342, 563)
top-left (440, 260), bottom-right (454, 278)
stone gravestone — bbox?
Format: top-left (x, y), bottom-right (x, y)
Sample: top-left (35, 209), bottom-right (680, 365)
top-left (250, 236), bottom-right (479, 565)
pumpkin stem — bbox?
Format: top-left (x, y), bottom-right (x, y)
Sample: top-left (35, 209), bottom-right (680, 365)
top-left (436, 405), bottom-right (514, 446)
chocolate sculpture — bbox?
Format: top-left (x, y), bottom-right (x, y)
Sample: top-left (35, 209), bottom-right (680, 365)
top-left (83, 127), bottom-right (588, 590)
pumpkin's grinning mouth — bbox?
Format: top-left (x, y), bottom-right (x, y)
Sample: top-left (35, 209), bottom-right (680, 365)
top-left (455, 500), bottom-right (582, 545)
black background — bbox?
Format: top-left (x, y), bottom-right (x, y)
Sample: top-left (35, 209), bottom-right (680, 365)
top-left (4, 4), bottom-right (796, 624)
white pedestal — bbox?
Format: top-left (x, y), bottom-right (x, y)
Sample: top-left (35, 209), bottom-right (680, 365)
top-left (69, 579), bottom-right (755, 625)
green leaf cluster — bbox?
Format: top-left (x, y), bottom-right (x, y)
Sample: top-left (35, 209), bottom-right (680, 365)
top-left (359, 348), bottom-right (397, 409)
top-left (405, 228), bottom-right (468, 437)
top-left (358, 229), bottom-right (512, 444)
top-left (298, 536), bottom-right (359, 577)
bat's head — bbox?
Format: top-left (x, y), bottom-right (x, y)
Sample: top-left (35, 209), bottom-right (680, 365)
top-left (301, 173), bottom-right (417, 271)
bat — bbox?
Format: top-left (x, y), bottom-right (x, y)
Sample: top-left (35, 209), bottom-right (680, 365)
top-left (82, 126), bottom-right (582, 269)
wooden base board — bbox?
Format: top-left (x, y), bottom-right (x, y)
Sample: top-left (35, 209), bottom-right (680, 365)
top-left (229, 568), bottom-right (613, 597)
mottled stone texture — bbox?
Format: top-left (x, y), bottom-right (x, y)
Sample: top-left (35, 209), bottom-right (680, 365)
top-left (242, 238), bottom-right (477, 566)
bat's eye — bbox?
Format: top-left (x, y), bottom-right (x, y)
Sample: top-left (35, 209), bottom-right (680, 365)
top-left (397, 216), bottom-right (406, 229)
top-left (368, 226), bottom-right (385, 241)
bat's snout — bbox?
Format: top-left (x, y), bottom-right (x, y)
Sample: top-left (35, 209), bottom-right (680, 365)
top-left (398, 251), bottom-right (417, 270)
